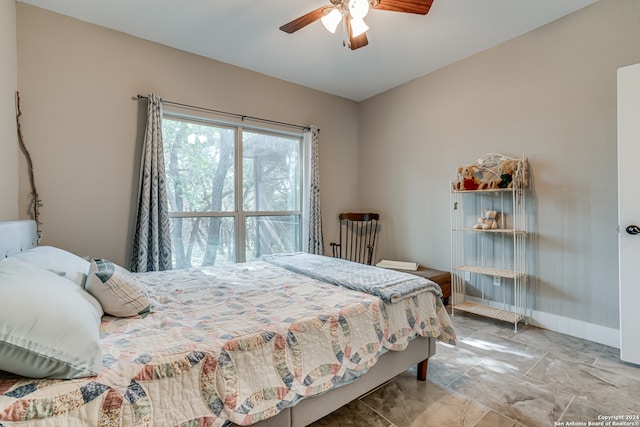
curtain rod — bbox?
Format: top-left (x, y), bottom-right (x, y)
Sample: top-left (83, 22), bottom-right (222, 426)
top-left (135, 95), bottom-right (312, 132)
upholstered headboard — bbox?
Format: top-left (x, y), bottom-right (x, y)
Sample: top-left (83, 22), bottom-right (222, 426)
top-left (0, 220), bottom-right (38, 258)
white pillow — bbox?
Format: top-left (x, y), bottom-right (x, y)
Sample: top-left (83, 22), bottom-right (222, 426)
top-left (0, 258), bottom-right (103, 379)
top-left (85, 258), bottom-right (151, 318)
top-left (10, 245), bottom-right (90, 286)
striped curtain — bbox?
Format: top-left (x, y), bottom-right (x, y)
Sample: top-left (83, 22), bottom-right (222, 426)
top-left (131, 94), bottom-right (172, 272)
top-left (302, 126), bottom-right (324, 255)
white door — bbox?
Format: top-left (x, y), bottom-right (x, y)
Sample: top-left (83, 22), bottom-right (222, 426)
top-left (618, 63), bottom-right (640, 365)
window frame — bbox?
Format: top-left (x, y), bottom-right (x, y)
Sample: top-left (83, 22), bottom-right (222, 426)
top-left (162, 110), bottom-right (305, 265)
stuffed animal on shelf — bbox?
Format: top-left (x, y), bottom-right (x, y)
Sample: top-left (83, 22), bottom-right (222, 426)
top-left (456, 165), bottom-right (488, 191)
top-left (473, 209), bottom-right (499, 230)
top-left (496, 158), bottom-right (519, 188)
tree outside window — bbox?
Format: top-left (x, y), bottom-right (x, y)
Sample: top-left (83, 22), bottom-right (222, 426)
top-left (162, 115), bottom-right (302, 269)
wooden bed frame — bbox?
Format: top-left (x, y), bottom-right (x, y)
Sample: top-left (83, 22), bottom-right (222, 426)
top-left (0, 219), bottom-right (435, 427)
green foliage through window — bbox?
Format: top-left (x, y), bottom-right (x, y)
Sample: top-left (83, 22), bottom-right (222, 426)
top-left (162, 115), bottom-right (302, 269)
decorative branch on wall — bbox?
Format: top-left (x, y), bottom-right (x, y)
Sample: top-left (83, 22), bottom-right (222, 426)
top-left (15, 91), bottom-right (42, 237)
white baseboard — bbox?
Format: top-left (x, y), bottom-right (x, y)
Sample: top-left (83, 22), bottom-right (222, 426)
top-left (528, 310), bottom-right (619, 348)
top-left (459, 295), bottom-right (620, 348)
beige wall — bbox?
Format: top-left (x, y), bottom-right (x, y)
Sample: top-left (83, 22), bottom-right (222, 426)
top-left (360, 0), bottom-right (640, 336)
top-left (0, 0), bottom-right (18, 220)
top-left (16, 3), bottom-right (359, 266)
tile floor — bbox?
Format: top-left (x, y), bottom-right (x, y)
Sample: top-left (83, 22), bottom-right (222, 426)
top-left (310, 310), bottom-right (640, 427)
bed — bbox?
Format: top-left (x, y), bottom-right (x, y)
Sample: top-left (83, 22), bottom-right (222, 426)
top-left (0, 219), bottom-right (456, 427)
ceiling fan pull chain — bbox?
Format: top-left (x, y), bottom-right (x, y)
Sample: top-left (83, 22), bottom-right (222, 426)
top-left (342, 12), bottom-right (349, 48)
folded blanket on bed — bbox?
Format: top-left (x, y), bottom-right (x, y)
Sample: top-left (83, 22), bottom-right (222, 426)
top-left (262, 252), bottom-right (442, 303)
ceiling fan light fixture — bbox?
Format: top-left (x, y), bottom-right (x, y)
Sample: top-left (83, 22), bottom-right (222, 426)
top-left (279, 0), bottom-right (434, 50)
top-left (321, 8), bottom-right (342, 33)
top-left (348, 0), bottom-right (369, 20)
top-left (350, 17), bottom-right (369, 37)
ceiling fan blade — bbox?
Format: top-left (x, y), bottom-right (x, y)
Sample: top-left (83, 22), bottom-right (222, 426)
top-left (279, 6), bottom-right (329, 34)
top-left (372, 0), bottom-right (433, 15)
top-left (350, 32), bottom-right (369, 50)
top-left (346, 18), bottom-right (369, 50)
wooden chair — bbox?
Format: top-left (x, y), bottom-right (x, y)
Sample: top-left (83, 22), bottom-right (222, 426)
top-left (330, 213), bottom-right (380, 265)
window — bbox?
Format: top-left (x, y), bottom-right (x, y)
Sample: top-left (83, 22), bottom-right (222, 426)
top-left (162, 114), bottom-right (303, 268)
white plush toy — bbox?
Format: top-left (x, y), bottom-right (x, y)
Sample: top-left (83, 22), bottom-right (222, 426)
top-left (473, 209), bottom-right (499, 230)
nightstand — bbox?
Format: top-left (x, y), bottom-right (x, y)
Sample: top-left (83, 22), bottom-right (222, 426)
top-left (401, 266), bottom-right (451, 305)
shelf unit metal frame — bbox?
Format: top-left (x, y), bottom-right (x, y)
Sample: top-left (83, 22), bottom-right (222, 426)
top-left (450, 153), bottom-right (528, 331)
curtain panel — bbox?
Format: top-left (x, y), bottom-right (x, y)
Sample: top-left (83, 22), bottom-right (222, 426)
top-left (131, 94), bottom-right (172, 272)
top-left (302, 126), bottom-right (324, 255)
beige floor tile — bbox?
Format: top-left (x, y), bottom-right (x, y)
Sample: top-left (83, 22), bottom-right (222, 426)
top-left (308, 399), bottom-right (395, 427)
top-left (474, 410), bottom-right (527, 427)
top-left (362, 373), bottom-right (488, 427)
top-left (447, 364), bottom-right (573, 426)
top-left (594, 345), bottom-right (640, 377)
top-left (525, 354), bottom-right (640, 415)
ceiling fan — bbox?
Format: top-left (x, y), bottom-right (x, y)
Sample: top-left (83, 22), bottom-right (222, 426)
top-left (279, 0), bottom-right (434, 50)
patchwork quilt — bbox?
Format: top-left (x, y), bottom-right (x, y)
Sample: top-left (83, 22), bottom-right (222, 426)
top-left (0, 257), bottom-right (456, 426)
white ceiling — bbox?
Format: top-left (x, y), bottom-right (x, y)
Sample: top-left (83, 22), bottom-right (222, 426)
top-left (18, 0), bottom-right (597, 101)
